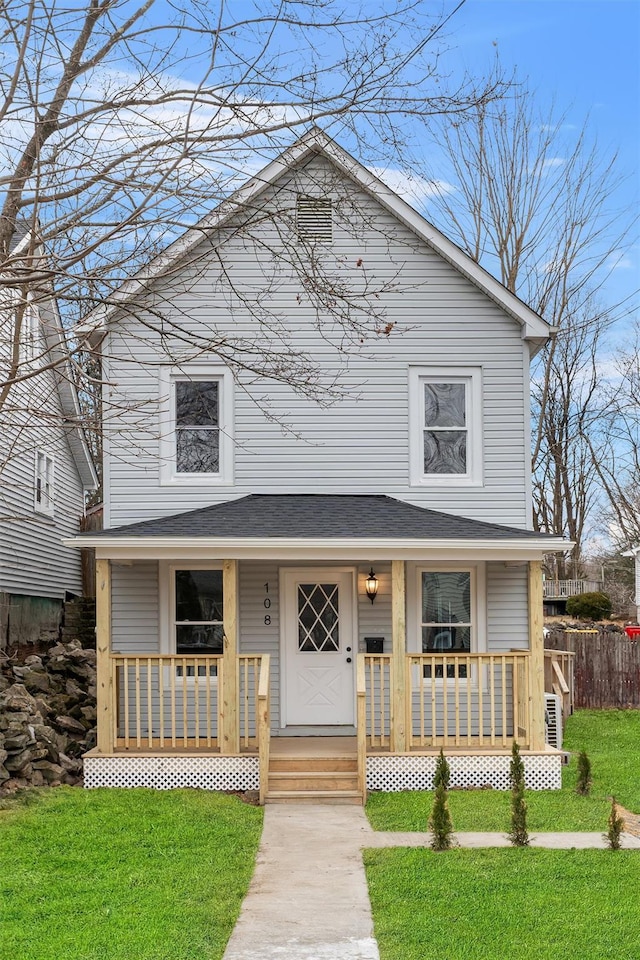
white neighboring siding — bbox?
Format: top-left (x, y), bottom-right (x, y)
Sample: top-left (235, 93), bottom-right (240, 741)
top-left (0, 371), bottom-right (86, 599)
top-left (104, 153), bottom-right (531, 531)
top-left (487, 562), bottom-right (529, 650)
top-left (111, 561), bottom-right (159, 653)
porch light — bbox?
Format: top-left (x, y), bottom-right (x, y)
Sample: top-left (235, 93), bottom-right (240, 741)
top-left (365, 568), bottom-right (379, 603)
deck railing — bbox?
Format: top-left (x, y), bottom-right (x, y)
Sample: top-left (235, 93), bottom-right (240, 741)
top-left (543, 579), bottom-right (602, 599)
top-left (361, 652), bottom-right (532, 752)
top-left (257, 654), bottom-right (271, 805)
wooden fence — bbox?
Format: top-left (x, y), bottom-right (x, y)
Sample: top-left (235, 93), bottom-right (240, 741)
top-left (544, 629), bottom-right (640, 709)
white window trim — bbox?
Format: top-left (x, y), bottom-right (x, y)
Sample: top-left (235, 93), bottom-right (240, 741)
top-left (409, 366), bottom-right (483, 487)
top-left (159, 364), bottom-right (233, 486)
top-left (159, 561), bottom-right (224, 681)
top-left (406, 561), bottom-right (487, 658)
top-left (34, 451), bottom-right (55, 517)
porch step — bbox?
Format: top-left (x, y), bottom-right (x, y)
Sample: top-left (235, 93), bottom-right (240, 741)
top-left (268, 770), bottom-right (359, 793)
top-left (265, 790), bottom-right (363, 805)
top-left (265, 743), bottom-right (362, 804)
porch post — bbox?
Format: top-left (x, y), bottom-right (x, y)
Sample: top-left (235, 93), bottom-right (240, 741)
top-left (221, 559), bottom-right (240, 754)
top-left (95, 558), bottom-right (113, 753)
top-left (391, 559), bottom-right (407, 752)
top-left (528, 560), bottom-right (546, 750)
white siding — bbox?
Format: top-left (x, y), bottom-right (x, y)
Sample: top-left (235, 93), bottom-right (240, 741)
top-left (104, 154), bottom-right (531, 531)
top-left (487, 562), bottom-right (529, 650)
top-left (111, 561), bottom-right (159, 653)
top-left (0, 366), bottom-right (86, 599)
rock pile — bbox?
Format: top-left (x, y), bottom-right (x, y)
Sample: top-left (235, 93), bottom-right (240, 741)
top-left (0, 639), bottom-right (96, 792)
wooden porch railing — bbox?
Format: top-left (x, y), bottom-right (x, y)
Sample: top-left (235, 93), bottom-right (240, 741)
top-left (108, 653), bottom-right (270, 756)
top-left (257, 654), bottom-right (271, 805)
top-left (544, 648), bottom-right (575, 717)
top-left (360, 652), bottom-right (532, 752)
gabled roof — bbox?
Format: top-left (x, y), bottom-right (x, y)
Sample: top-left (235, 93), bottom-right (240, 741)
top-left (83, 128), bottom-right (552, 352)
top-left (68, 495), bottom-right (568, 561)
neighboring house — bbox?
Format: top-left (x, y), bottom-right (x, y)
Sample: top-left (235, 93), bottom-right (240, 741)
top-left (0, 225), bottom-right (97, 646)
top-left (71, 128), bottom-right (568, 802)
top-left (622, 545), bottom-right (640, 622)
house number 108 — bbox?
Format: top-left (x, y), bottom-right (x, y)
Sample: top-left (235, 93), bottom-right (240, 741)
top-left (264, 583), bottom-right (271, 625)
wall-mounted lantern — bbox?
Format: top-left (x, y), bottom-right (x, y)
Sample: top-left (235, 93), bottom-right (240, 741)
top-left (365, 568), bottom-right (379, 604)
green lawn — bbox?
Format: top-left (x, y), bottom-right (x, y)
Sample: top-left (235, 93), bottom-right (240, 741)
top-left (367, 709), bottom-right (640, 832)
top-left (364, 847), bottom-right (640, 960)
top-left (0, 787), bottom-right (263, 960)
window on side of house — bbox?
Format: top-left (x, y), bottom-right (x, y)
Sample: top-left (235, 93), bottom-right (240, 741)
top-left (420, 570), bottom-right (473, 678)
top-left (409, 367), bottom-right (482, 486)
top-left (34, 451), bottom-right (54, 515)
top-left (173, 568), bottom-right (224, 677)
top-left (19, 298), bottom-right (39, 366)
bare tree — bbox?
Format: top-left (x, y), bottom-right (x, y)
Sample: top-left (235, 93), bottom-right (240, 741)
top-left (426, 72), bottom-right (637, 569)
top-left (0, 0), bottom-right (515, 499)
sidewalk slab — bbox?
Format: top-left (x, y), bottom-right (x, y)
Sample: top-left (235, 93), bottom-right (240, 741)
top-left (368, 830), bottom-right (640, 849)
top-left (222, 804), bottom-right (380, 960)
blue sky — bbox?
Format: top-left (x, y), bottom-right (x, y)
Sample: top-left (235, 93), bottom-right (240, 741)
top-left (451, 0), bottom-right (639, 184)
top-left (444, 0), bottom-right (639, 310)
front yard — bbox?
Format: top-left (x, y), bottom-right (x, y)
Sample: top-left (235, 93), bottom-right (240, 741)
top-left (364, 710), bottom-right (640, 960)
top-left (367, 709), bottom-right (640, 832)
top-left (365, 848), bottom-right (640, 960)
top-left (0, 787), bottom-right (263, 960)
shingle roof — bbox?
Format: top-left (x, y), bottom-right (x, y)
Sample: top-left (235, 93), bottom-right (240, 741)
top-left (93, 495), bottom-right (548, 541)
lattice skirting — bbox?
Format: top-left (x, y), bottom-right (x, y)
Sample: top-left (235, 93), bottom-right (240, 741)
top-left (83, 755), bottom-right (259, 792)
top-left (367, 754), bottom-right (561, 791)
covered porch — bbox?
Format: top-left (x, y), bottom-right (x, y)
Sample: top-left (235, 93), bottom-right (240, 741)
top-left (73, 495), bottom-right (568, 802)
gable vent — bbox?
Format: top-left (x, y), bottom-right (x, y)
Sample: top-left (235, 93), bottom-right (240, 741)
top-left (296, 196), bottom-right (333, 243)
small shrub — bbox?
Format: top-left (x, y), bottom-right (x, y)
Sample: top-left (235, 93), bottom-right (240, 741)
top-left (433, 748), bottom-right (450, 790)
top-left (576, 750), bottom-right (592, 796)
top-left (429, 782), bottom-right (454, 851)
top-left (508, 741), bottom-right (529, 847)
top-left (566, 591), bottom-right (612, 620)
top-left (606, 797), bottom-right (624, 850)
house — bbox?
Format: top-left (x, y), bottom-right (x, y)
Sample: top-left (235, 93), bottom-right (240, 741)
top-left (622, 546), bottom-right (640, 624)
top-left (0, 225), bottom-right (97, 646)
top-left (69, 128), bottom-right (569, 802)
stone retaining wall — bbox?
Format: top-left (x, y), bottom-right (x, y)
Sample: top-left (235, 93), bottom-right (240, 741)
top-left (0, 640), bottom-right (96, 792)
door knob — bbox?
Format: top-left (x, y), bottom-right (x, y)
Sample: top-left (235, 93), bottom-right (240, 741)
top-left (346, 657), bottom-right (352, 663)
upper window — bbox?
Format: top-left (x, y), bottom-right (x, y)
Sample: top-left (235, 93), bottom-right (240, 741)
top-left (175, 380), bottom-right (219, 473)
top-left (34, 451), bottom-right (54, 516)
top-left (159, 367), bottom-right (233, 485)
top-left (409, 367), bottom-right (482, 486)
top-left (296, 195), bottom-right (333, 244)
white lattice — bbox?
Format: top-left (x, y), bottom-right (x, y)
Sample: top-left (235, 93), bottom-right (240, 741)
top-left (84, 755), bottom-right (259, 791)
top-left (367, 754), bottom-right (561, 791)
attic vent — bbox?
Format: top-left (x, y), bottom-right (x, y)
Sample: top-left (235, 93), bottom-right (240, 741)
top-left (296, 196), bottom-right (333, 243)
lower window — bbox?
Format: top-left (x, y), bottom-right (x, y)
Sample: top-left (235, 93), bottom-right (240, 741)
top-left (421, 571), bottom-right (472, 678)
top-left (174, 568), bottom-right (223, 676)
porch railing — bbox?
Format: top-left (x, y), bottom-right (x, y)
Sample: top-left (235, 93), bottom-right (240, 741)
top-left (544, 648), bottom-right (575, 717)
top-left (108, 653), bottom-right (269, 753)
top-left (359, 652), bottom-right (533, 752)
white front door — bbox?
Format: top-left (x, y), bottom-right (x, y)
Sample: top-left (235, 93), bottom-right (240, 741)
top-left (282, 568), bottom-right (356, 726)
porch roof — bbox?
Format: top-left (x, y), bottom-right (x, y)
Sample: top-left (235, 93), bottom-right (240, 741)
top-left (68, 495), bottom-right (569, 561)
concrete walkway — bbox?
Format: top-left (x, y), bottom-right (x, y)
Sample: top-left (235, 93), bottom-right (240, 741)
top-left (223, 804), bottom-right (640, 960)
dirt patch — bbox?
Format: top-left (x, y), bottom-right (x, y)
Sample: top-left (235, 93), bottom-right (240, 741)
top-left (618, 804), bottom-right (640, 837)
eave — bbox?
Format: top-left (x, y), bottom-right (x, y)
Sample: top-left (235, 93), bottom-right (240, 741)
top-left (64, 534), bottom-right (569, 562)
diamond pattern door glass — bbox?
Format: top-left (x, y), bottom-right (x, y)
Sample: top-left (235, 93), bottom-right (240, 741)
top-left (298, 583), bottom-right (340, 652)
